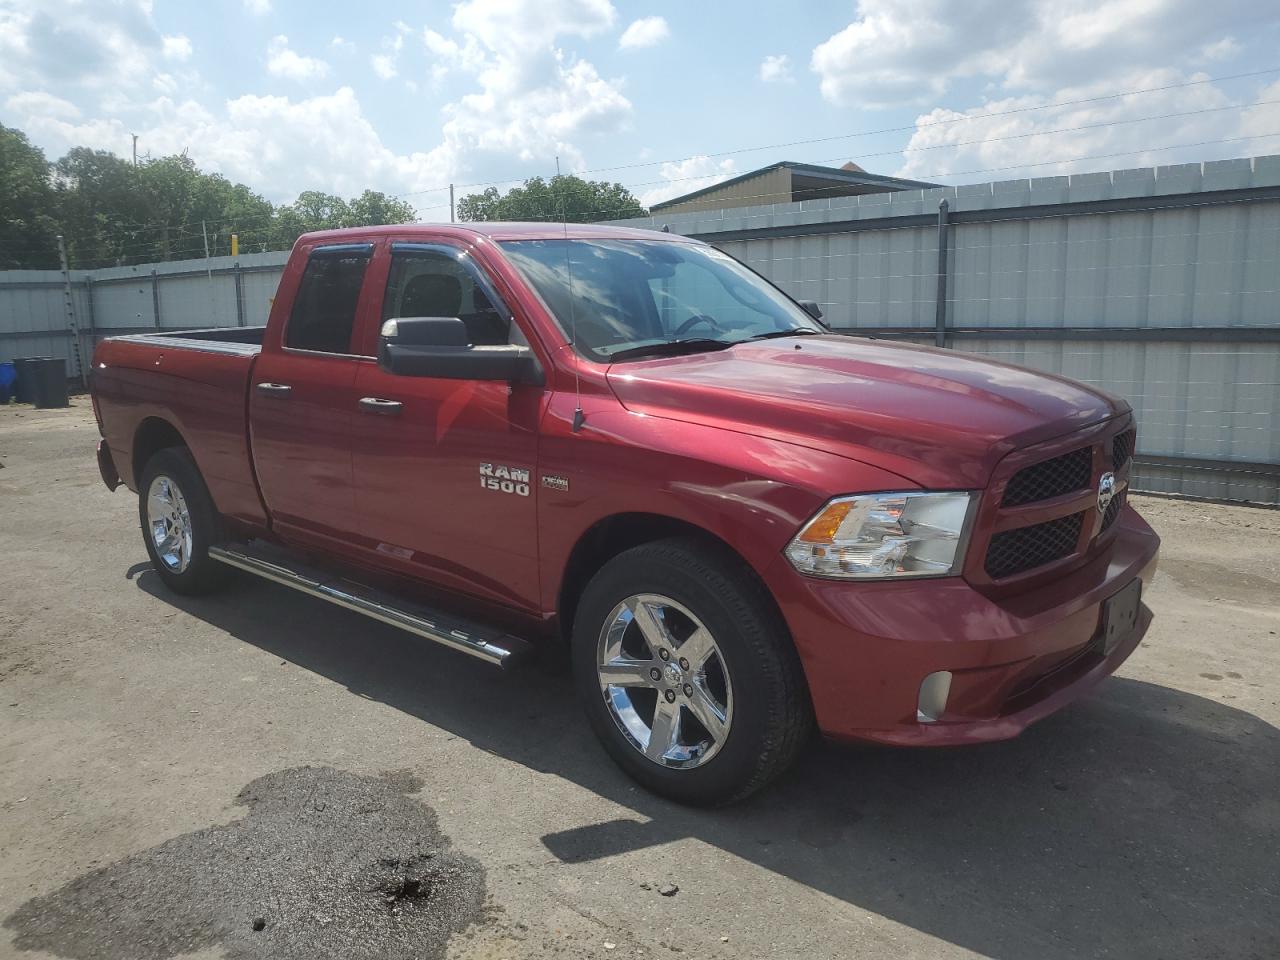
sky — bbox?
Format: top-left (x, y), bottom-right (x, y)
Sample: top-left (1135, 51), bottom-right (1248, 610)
top-left (3, 0), bottom-right (1280, 219)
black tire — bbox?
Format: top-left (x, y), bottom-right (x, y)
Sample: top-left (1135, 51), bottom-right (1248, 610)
top-left (572, 537), bottom-right (813, 806)
top-left (137, 447), bottom-right (229, 595)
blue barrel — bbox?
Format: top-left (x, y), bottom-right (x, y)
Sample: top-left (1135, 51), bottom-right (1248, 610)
top-left (0, 361), bottom-right (15, 403)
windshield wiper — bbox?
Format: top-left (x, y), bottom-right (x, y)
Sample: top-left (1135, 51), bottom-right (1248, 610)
top-left (748, 327), bottom-right (822, 341)
top-left (606, 338), bottom-right (732, 362)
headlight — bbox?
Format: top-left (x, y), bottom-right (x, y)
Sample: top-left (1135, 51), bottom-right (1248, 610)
top-left (784, 491), bottom-right (974, 579)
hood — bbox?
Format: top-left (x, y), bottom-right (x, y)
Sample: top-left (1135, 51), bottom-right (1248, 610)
top-left (605, 335), bottom-right (1126, 489)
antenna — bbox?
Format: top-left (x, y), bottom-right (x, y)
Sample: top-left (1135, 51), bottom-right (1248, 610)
top-left (556, 155), bottom-right (585, 432)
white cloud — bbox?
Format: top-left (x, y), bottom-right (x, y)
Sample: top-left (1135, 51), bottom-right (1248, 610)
top-left (810, 0), bottom-right (1267, 108)
top-left (894, 68), bottom-right (1280, 182)
top-left (330, 36), bottom-right (355, 53)
top-left (162, 35), bottom-right (192, 62)
top-left (0, 1), bottom-right (164, 94)
top-left (265, 35), bottom-right (329, 82)
top-left (370, 21), bottom-right (413, 80)
top-left (759, 54), bottom-right (792, 83)
top-left (640, 156), bottom-right (737, 208)
top-left (5, 90), bottom-right (80, 120)
top-left (243, 0), bottom-right (270, 14)
top-left (618, 16), bottom-right (669, 50)
top-left (1197, 36), bottom-right (1241, 63)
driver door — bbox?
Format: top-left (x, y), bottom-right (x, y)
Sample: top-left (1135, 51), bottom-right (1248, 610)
top-left (349, 242), bottom-right (544, 612)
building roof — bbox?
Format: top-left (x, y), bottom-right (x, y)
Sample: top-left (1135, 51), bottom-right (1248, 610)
top-left (650, 160), bottom-right (940, 212)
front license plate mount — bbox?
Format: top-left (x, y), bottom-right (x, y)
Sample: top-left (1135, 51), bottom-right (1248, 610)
top-left (1100, 578), bottom-right (1142, 656)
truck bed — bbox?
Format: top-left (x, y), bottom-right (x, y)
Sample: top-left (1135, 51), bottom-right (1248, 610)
top-left (93, 326), bottom-right (267, 527)
top-left (108, 326), bottom-right (265, 356)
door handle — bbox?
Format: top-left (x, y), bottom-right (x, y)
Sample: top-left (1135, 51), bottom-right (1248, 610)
top-left (359, 397), bottom-right (403, 416)
top-left (255, 382), bottom-right (292, 397)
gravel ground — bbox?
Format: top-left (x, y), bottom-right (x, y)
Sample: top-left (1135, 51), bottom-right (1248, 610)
top-left (0, 404), bottom-right (1277, 960)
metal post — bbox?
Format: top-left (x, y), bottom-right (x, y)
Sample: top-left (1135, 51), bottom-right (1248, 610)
top-left (449, 183), bottom-right (456, 222)
top-left (84, 274), bottom-right (97, 349)
top-left (56, 235), bottom-right (88, 388)
top-left (151, 269), bottom-right (162, 329)
top-left (934, 198), bottom-right (950, 348)
top-left (233, 261), bottom-right (245, 327)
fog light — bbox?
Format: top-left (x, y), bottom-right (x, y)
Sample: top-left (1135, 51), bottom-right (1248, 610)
top-left (917, 671), bottom-right (952, 723)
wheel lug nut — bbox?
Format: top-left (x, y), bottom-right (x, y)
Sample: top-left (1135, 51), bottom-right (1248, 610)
top-left (678, 658), bottom-right (689, 671)
top-left (649, 667), bottom-right (661, 681)
top-left (664, 689), bottom-right (676, 703)
top-left (658, 649), bottom-right (670, 661)
top-left (682, 683), bottom-right (693, 698)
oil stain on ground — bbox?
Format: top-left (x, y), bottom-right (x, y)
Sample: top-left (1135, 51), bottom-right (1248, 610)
top-left (4, 766), bottom-right (486, 960)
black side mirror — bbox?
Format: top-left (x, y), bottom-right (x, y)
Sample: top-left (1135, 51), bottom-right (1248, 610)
top-left (799, 300), bottom-right (827, 326)
top-left (379, 317), bottom-right (543, 385)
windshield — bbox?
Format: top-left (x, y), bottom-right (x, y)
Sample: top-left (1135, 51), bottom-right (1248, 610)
top-left (498, 239), bottom-right (822, 361)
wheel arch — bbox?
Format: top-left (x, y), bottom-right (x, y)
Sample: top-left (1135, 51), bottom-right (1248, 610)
top-left (556, 512), bottom-right (784, 644)
top-left (132, 417), bottom-right (188, 486)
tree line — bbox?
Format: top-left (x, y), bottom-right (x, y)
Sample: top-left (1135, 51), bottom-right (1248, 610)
top-left (1, 122), bottom-right (649, 272)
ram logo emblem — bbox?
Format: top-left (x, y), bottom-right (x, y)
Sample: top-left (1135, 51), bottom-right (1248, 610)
top-left (1097, 472), bottom-right (1116, 515)
top-left (480, 463), bottom-right (531, 497)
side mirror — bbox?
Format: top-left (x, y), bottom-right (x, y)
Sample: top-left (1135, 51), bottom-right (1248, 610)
top-left (799, 300), bottom-right (827, 326)
top-left (379, 317), bottom-right (543, 385)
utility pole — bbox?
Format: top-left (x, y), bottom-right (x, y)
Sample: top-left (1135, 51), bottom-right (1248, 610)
top-left (56, 235), bottom-right (88, 389)
top-left (449, 183), bottom-right (455, 222)
top-left (132, 134), bottom-right (138, 167)
top-left (202, 220), bottom-right (212, 275)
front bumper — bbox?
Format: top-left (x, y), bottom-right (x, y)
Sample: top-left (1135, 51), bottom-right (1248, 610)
top-left (766, 506), bottom-right (1160, 746)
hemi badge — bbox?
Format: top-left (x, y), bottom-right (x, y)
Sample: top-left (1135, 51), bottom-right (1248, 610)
top-left (541, 475), bottom-right (570, 492)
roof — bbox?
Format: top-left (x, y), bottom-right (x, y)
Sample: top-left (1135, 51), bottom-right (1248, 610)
top-left (298, 221), bottom-right (691, 245)
top-left (650, 160), bottom-right (941, 211)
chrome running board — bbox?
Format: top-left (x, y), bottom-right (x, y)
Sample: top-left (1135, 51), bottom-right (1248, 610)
top-left (208, 542), bottom-right (532, 668)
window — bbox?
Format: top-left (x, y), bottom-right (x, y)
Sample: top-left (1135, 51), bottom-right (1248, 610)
top-left (285, 247), bottom-right (371, 354)
top-left (382, 248), bottom-right (516, 346)
top-left (499, 239), bottom-right (818, 361)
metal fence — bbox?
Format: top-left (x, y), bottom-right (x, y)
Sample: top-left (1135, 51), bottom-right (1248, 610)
top-left (0, 250), bottom-right (288, 385)
top-left (2, 155), bottom-right (1278, 504)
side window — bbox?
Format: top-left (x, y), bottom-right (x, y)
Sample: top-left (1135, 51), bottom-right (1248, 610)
top-left (286, 249), bottom-right (371, 354)
top-left (383, 250), bottom-right (520, 347)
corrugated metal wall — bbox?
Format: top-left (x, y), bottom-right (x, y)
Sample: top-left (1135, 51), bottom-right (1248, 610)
top-left (2, 156), bottom-right (1277, 503)
top-left (0, 251), bottom-right (288, 382)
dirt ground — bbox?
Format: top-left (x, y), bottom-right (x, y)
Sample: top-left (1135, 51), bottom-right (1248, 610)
top-left (0, 404), bottom-right (1276, 960)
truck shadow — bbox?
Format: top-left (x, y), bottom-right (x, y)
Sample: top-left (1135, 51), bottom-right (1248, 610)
top-left (135, 570), bottom-right (1277, 960)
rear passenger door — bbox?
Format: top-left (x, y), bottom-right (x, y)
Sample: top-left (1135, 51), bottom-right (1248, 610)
top-left (249, 242), bottom-right (375, 550)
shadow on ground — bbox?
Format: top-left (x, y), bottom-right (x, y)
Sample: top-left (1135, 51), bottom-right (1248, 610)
top-left (30, 568), bottom-right (1277, 960)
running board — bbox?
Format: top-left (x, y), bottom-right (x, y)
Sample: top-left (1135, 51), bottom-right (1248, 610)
top-left (208, 543), bottom-right (533, 668)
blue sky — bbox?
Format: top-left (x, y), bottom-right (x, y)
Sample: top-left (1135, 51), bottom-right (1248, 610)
top-left (3, 1), bottom-right (1280, 217)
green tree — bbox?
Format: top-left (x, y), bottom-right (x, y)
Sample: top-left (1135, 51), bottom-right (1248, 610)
top-left (0, 124), bottom-right (59, 269)
top-left (347, 190), bottom-right (416, 227)
top-left (458, 174), bottom-right (646, 223)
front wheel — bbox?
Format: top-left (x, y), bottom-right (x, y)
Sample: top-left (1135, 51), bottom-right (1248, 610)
top-left (572, 538), bottom-right (813, 805)
top-left (137, 447), bottom-right (229, 595)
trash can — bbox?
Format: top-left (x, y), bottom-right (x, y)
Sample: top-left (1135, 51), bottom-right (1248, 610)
top-left (30, 357), bottom-right (69, 409)
top-left (12, 357), bottom-right (40, 404)
top-left (0, 361), bottom-right (15, 403)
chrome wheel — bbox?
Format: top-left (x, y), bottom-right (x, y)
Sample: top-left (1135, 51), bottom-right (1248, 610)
top-left (597, 593), bottom-right (733, 769)
top-left (146, 474), bottom-right (193, 573)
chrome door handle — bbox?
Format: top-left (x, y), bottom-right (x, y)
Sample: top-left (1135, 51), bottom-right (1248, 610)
top-left (358, 397), bottom-right (403, 416)
top-left (255, 382), bottom-right (292, 397)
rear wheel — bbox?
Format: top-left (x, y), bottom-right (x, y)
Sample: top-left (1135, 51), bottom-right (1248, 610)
top-left (138, 447), bottom-right (229, 595)
top-left (572, 538), bottom-right (812, 805)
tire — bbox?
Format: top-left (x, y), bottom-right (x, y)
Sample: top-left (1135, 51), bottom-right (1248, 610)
top-left (137, 447), bottom-right (229, 595)
top-left (572, 537), bottom-right (813, 806)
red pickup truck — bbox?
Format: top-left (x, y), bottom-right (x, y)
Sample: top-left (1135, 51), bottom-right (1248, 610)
top-left (91, 222), bottom-right (1159, 804)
